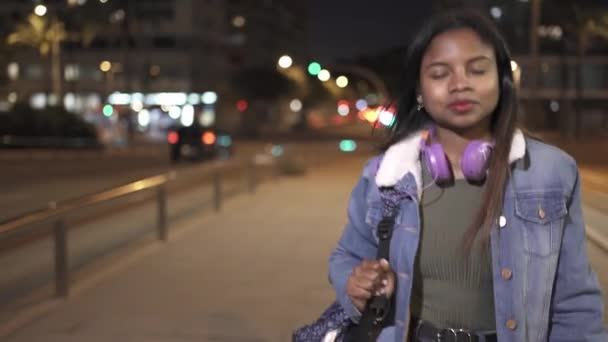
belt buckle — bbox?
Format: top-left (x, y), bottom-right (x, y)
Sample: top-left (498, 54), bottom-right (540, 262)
top-left (436, 328), bottom-right (474, 342)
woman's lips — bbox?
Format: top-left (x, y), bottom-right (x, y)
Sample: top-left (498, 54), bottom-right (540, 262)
top-left (449, 100), bottom-right (475, 113)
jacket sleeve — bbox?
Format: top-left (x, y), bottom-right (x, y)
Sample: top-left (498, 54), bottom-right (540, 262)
top-left (328, 162), bottom-right (379, 323)
top-left (549, 169), bottom-right (607, 341)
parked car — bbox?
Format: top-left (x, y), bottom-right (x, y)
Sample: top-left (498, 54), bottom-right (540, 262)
top-left (168, 125), bottom-right (233, 162)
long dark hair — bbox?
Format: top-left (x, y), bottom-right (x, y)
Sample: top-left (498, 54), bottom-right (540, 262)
top-left (383, 10), bottom-right (518, 251)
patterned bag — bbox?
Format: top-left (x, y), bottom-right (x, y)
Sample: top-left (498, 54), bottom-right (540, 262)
top-left (293, 186), bottom-right (409, 341)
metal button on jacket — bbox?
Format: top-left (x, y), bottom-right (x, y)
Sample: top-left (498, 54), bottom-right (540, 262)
top-left (499, 215), bottom-right (507, 228)
top-left (538, 207), bottom-right (546, 219)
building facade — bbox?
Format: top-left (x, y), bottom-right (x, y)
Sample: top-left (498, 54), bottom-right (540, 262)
top-left (0, 0), bottom-right (308, 116)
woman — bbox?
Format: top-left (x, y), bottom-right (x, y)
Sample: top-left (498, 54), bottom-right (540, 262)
top-left (328, 10), bottom-right (606, 342)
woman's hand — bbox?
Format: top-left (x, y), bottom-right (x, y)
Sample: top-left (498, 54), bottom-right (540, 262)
top-left (346, 259), bottom-right (395, 312)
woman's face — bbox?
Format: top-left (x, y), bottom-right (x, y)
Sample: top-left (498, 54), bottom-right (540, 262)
top-left (419, 28), bottom-right (500, 134)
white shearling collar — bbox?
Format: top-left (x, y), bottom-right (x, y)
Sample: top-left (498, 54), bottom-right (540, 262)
top-left (375, 129), bottom-right (526, 198)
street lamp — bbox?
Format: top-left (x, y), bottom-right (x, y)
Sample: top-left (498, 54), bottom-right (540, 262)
top-left (318, 69), bottom-right (331, 82)
top-left (336, 75), bottom-right (349, 88)
top-left (278, 55), bottom-right (293, 69)
top-left (34, 4), bottom-right (47, 16)
top-left (99, 60), bottom-right (112, 72)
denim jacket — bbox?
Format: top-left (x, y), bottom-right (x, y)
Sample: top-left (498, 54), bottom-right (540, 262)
top-left (329, 130), bottom-right (606, 341)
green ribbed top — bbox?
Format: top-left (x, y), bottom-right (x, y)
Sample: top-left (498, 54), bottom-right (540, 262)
top-left (410, 160), bottom-right (496, 331)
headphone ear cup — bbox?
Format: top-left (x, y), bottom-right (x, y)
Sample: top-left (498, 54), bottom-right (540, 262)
top-left (423, 143), bottom-right (452, 184)
top-left (462, 141), bottom-right (493, 182)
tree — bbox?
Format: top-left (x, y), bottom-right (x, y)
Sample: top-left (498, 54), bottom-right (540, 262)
top-left (6, 14), bottom-right (67, 102)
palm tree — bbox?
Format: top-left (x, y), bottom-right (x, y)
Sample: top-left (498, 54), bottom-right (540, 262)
top-left (6, 14), bottom-right (67, 103)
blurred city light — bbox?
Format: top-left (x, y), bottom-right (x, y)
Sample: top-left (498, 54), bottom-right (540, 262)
top-left (131, 100), bottom-right (143, 112)
top-left (48, 94), bottom-right (59, 107)
top-left (110, 9), bottom-right (126, 23)
top-left (232, 15), bottom-right (246, 28)
top-left (339, 140), bottom-right (357, 152)
top-left (278, 55), bottom-right (293, 69)
top-left (103, 104), bottom-right (114, 117)
top-left (217, 135), bottom-right (233, 148)
top-left (336, 75), bottom-right (349, 88)
top-left (180, 105), bottom-right (195, 126)
top-left (108, 92), bottom-right (130, 105)
top-left (539, 25), bottom-right (563, 40)
top-left (378, 107), bottom-right (396, 127)
top-left (146, 93), bottom-right (187, 106)
top-left (30, 93), bottom-right (46, 109)
top-left (337, 104), bottom-right (350, 116)
top-left (8, 92), bottom-right (17, 104)
top-left (318, 69), bottom-right (331, 82)
top-left (202, 131), bottom-right (216, 145)
top-left (169, 106), bottom-right (181, 119)
top-left (201, 91), bottom-right (218, 104)
top-left (188, 93), bottom-right (200, 105)
top-left (356, 99), bottom-right (368, 111)
top-left (308, 62), bottom-right (322, 76)
top-left (360, 107), bottom-right (379, 123)
top-left (271, 145), bottom-right (284, 157)
top-left (100, 0), bottom-right (109, 3)
top-left (99, 61), bottom-right (112, 72)
top-left (64, 93), bottom-right (75, 110)
top-left (290, 99), bottom-right (302, 112)
top-left (490, 6), bottom-right (502, 19)
top-left (236, 99), bottom-right (248, 112)
top-left (199, 109), bottom-right (215, 126)
top-left (149, 65), bottom-right (161, 77)
top-left (7, 63), bottom-right (19, 80)
top-left (138, 109), bottom-right (150, 127)
top-left (510, 60), bottom-right (519, 72)
top-left (168, 131), bottom-right (179, 145)
top-left (34, 5), bottom-right (47, 16)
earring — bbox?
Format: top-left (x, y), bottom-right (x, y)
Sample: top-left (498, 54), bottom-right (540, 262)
top-left (416, 95), bottom-right (424, 111)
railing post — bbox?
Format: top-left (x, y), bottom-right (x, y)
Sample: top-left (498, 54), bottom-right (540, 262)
top-left (157, 185), bottom-right (167, 241)
top-left (213, 171), bottom-right (222, 212)
top-left (248, 159), bottom-right (256, 194)
top-left (53, 219), bottom-right (69, 297)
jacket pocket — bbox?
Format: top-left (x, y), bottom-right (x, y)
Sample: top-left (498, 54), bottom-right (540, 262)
top-left (514, 191), bottom-right (567, 257)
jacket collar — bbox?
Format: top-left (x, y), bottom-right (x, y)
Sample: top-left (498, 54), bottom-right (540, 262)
top-left (375, 129), bottom-right (526, 199)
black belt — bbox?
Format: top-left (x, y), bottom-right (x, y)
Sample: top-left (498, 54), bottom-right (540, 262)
top-left (410, 319), bottom-right (498, 342)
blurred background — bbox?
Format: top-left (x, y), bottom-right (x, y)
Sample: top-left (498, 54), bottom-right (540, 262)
top-left (0, 1), bottom-right (607, 341)
top-left (0, 0), bottom-right (607, 145)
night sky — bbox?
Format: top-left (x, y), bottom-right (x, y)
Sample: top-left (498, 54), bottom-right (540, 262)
top-left (308, 1), bottom-right (434, 63)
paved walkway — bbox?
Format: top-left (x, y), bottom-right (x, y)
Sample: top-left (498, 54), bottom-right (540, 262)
top-left (3, 155), bottom-right (369, 342)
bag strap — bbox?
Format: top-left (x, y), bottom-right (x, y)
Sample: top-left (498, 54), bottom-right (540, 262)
top-left (345, 215), bottom-right (396, 342)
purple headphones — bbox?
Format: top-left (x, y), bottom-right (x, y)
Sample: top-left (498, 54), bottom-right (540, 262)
top-left (420, 128), bottom-right (494, 184)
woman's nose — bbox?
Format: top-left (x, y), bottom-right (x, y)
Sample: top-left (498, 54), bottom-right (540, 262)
top-left (448, 69), bottom-right (472, 92)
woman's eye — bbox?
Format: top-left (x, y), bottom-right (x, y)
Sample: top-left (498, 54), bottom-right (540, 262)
top-left (430, 72), bottom-right (447, 79)
top-left (470, 67), bottom-right (488, 75)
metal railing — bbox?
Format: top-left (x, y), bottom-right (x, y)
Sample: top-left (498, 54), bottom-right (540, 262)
top-left (0, 157), bottom-right (262, 298)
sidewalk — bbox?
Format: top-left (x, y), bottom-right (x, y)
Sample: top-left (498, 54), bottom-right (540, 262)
top-left (2, 155), bottom-right (370, 342)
